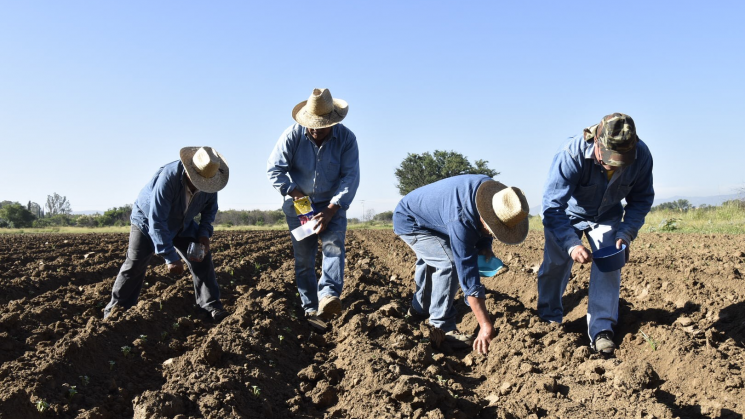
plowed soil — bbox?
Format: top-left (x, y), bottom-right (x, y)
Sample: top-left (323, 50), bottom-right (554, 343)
top-left (1, 230), bottom-right (744, 418)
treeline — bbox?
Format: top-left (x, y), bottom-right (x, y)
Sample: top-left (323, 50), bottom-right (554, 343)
top-left (651, 198), bottom-right (745, 212)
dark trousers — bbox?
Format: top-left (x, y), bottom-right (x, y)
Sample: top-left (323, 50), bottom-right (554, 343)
top-left (104, 225), bottom-right (222, 318)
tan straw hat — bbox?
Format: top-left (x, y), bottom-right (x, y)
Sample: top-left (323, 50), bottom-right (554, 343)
top-left (292, 88), bottom-right (348, 129)
top-left (475, 181), bottom-right (529, 245)
top-left (179, 147), bottom-right (229, 193)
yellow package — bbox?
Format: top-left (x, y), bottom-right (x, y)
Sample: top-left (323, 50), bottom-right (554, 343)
top-left (293, 196), bottom-right (314, 216)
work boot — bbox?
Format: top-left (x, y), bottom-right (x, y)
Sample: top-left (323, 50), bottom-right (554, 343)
top-left (318, 295), bottom-right (341, 320)
top-left (444, 330), bottom-right (474, 349)
top-left (306, 311), bottom-right (327, 332)
top-left (592, 331), bottom-right (615, 355)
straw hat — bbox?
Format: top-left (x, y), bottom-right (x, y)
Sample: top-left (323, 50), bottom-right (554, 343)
top-left (179, 147), bottom-right (229, 193)
top-left (292, 88), bottom-right (348, 129)
top-left (475, 181), bottom-right (529, 245)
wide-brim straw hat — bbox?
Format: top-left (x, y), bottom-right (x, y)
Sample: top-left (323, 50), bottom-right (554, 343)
top-left (292, 88), bottom-right (348, 129)
top-left (475, 180), bottom-right (529, 245)
top-left (179, 146), bottom-right (229, 193)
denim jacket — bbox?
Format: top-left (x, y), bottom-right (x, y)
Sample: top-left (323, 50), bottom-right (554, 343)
top-left (393, 175), bottom-right (494, 300)
top-left (541, 133), bottom-right (654, 253)
top-left (266, 123), bottom-right (360, 210)
top-left (131, 161), bottom-right (218, 264)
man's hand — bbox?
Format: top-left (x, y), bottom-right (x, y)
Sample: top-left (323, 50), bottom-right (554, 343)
top-left (478, 247), bottom-right (495, 261)
top-left (467, 295), bottom-right (496, 355)
top-left (473, 322), bottom-right (496, 355)
top-left (199, 236), bottom-right (211, 255)
top-left (570, 245), bottom-right (593, 264)
top-left (289, 189), bottom-right (306, 200)
top-left (168, 260), bottom-right (185, 275)
top-left (311, 204), bottom-right (340, 234)
top-left (617, 238), bottom-right (629, 261)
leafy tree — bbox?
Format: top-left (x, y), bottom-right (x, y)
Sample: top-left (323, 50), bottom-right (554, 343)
top-left (46, 193), bottom-right (72, 215)
top-left (98, 205), bottom-right (133, 227)
top-left (652, 199), bottom-right (692, 212)
top-left (0, 203), bottom-right (37, 228)
top-left (394, 150), bottom-right (499, 195)
top-left (27, 201), bottom-right (43, 218)
top-left (373, 211), bottom-right (394, 222)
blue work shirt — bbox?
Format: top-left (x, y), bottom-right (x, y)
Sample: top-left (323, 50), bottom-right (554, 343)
top-left (541, 132), bottom-right (654, 253)
top-left (393, 175), bottom-right (494, 300)
top-left (131, 161), bottom-right (218, 264)
top-left (267, 123), bottom-right (360, 210)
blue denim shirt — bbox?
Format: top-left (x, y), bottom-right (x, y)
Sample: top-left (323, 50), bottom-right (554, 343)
top-left (393, 175), bottom-right (494, 300)
top-left (541, 133), bottom-right (654, 253)
top-left (267, 123), bottom-right (360, 210)
top-left (130, 161), bottom-right (218, 264)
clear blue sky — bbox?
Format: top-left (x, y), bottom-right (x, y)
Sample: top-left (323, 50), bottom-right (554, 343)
top-left (2, 1), bottom-right (743, 218)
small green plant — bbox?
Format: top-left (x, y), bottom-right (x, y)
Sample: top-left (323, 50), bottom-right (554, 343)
top-left (172, 322), bottom-right (180, 330)
top-left (67, 386), bottom-right (78, 398)
top-left (659, 218), bottom-right (681, 232)
top-left (34, 399), bottom-right (50, 412)
top-left (268, 360), bottom-right (276, 368)
top-left (108, 360), bottom-right (115, 370)
top-left (161, 331), bottom-right (169, 341)
top-left (283, 326), bottom-right (292, 333)
top-left (139, 334), bottom-right (147, 343)
top-left (436, 375), bottom-right (445, 384)
top-left (121, 346), bottom-right (132, 357)
top-left (79, 375), bottom-right (89, 386)
top-left (159, 301), bottom-right (163, 311)
top-left (251, 385), bottom-right (261, 396)
top-left (640, 331), bottom-right (658, 351)
top-left (278, 335), bottom-right (285, 344)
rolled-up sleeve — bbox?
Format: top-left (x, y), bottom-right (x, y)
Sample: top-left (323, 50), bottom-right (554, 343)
top-left (542, 148), bottom-right (585, 254)
top-left (331, 134), bottom-right (360, 210)
top-left (148, 172), bottom-right (181, 264)
top-left (448, 221), bottom-right (486, 301)
top-left (267, 127), bottom-right (298, 197)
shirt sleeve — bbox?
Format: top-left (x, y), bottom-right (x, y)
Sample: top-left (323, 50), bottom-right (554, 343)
top-left (198, 193), bottom-right (218, 238)
top-left (541, 148), bottom-right (585, 254)
top-left (330, 133), bottom-right (360, 210)
top-left (267, 128), bottom-right (298, 196)
top-left (447, 219), bottom-right (486, 301)
top-left (617, 150), bottom-right (654, 244)
top-left (148, 171), bottom-right (181, 264)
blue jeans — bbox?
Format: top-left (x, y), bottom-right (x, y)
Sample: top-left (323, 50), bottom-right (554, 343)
top-left (398, 232), bottom-right (460, 332)
top-left (104, 225), bottom-right (223, 318)
top-left (537, 220), bottom-right (621, 342)
top-left (283, 199), bottom-right (347, 314)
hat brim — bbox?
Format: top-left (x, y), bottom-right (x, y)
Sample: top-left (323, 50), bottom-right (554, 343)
top-left (598, 145), bottom-right (636, 167)
top-left (292, 98), bottom-right (349, 129)
top-left (475, 181), bottom-right (529, 245)
top-left (179, 147), bottom-right (230, 193)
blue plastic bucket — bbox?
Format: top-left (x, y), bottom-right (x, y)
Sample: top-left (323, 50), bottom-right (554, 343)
top-left (478, 255), bottom-right (505, 277)
top-left (592, 244), bottom-right (627, 272)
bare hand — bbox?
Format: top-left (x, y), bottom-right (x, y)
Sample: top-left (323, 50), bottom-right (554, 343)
top-left (478, 247), bottom-right (495, 261)
top-left (473, 322), bottom-right (496, 355)
top-left (570, 245), bottom-right (593, 264)
top-left (289, 189), bottom-right (306, 200)
top-left (617, 238), bottom-right (629, 261)
top-left (167, 261), bottom-right (185, 275)
top-left (199, 236), bottom-right (211, 255)
top-left (311, 205), bottom-right (340, 234)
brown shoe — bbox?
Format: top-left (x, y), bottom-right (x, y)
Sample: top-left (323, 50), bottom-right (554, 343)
top-left (306, 311), bottom-right (328, 332)
top-left (318, 295), bottom-right (341, 320)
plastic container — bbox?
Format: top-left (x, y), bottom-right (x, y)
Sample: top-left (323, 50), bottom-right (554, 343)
top-left (291, 219), bottom-right (319, 241)
top-left (478, 255), bottom-right (505, 277)
top-left (592, 244), bottom-right (627, 272)
top-left (187, 242), bottom-right (206, 262)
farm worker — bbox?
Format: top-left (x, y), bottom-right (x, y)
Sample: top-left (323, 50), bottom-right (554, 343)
top-left (537, 113), bottom-right (654, 354)
top-left (393, 175), bottom-right (530, 355)
top-left (266, 88), bottom-right (360, 329)
top-left (103, 147), bottom-right (230, 322)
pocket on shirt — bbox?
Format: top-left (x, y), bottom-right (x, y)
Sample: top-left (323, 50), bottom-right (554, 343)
top-left (325, 162), bottom-right (340, 178)
top-left (617, 183), bottom-right (633, 198)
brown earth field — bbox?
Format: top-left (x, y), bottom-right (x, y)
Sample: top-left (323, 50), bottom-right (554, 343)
top-left (1, 230), bottom-right (744, 419)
